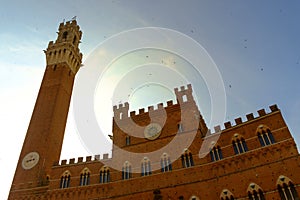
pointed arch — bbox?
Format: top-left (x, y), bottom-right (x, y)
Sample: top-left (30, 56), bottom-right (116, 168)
top-left (232, 134), bottom-right (248, 154)
top-left (277, 175), bottom-right (299, 200)
top-left (60, 170), bottom-right (71, 188)
top-left (141, 157), bottom-right (152, 176)
top-left (122, 161), bottom-right (132, 180)
top-left (209, 141), bottom-right (223, 161)
top-left (161, 153), bottom-right (172, 172)
top-left (181, 149), bottom-right (194, 168)
top-left (79, 167), bottom-right (90, 186)
top-left (247, 183), bottom-right (265, 200)
top-left (99, 166), bottom-right (110, 183)
top-left (256, 125), bottom-right (275, 146)
top-left (220, 189), bottom-right (235, 200)
top-left (189, 195), bottom-right (200, 200)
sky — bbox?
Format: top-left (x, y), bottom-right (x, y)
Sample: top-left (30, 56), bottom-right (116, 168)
top-left (1, 0), bottom-right (300, 199)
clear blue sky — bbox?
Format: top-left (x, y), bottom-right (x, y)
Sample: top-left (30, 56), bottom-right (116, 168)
top-left (1, 1), bottom-right (300, 198)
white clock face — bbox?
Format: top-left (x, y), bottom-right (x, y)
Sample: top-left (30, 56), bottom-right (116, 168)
top-left (22, 152), bottom-right (39, 170)
top-left (144, 123), bottom-right (162, 140)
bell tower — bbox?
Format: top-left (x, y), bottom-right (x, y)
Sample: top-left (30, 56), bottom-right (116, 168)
top-left (9, 20), bottom-right (82, 198)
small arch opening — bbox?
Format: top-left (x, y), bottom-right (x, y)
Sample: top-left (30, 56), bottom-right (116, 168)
top-left (125, 136), bottom-right (130, 146)
top-left (73, 36), bottom-right (77, 44)
top-left (182, 94), bottom-right (187, 102)
top-left (62, 31), bottom-right (68, 40)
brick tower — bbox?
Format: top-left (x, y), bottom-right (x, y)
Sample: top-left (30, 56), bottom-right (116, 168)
top-left (9, 20), bottom-right (82, 198)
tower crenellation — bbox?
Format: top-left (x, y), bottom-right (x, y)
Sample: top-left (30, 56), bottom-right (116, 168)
top-left (113, 85), bottom-right (197, 122)
top-left (174, 83), bottom-right (194, 105)
top-left (113, 102), bottom-right (129, 121)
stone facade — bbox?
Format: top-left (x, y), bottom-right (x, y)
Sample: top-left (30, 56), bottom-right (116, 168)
top-left (8, 21), bottom-right (300, 200)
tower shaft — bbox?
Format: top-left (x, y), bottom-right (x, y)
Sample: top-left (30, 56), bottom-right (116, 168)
top-left (9, 20), bottom-right (82, 198)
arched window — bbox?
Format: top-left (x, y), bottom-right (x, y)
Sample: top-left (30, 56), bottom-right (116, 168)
top-left (153, 189), bottom-right (162, 200)
top-left (247, 183), bottom-right (265, 200)
top-left (189, 196), bottom-right (200, 200)
top-left (79, 167), bottom-right (90, 186)
top-left (99, 166), bottom-right (110, 183)
top-left (220, 189), bottom-right (235, 200)
top-left (161, 153), bottom-right (172, 172)
top-left (125, 136), bottom-right (131, 145)
top-left (181, 149), bottom-right (194, 168)
top-left (232, 134), bottom-right (248, 155)
top-left (178, 123), bottom-right (184, 133)
top-left (277, 175), bottom-right (299, 200)
top-left (122, 161), bottom-right (132, 180)
top-left (141, 157), bottom-right (152, 176)
top-left (182, 94), bottom-right (188, 102)
top-left (257, 125), bottom-right (275, 147)
top-left (210, 146), bottom-right (223, 161)
top-left (60, 170), bottom-right (71, 188)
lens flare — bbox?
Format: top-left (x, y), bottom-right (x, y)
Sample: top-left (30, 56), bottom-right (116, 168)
top-left (73, 27), bottom-right (226, 172)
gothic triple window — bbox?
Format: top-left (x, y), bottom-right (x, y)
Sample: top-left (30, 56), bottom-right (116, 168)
top-left (220, 189), bottom-right (235, 200)
top-left (277, 176), bottom-right (299, 200)
top-left (210, 146), bottom-right (223, 161)
top-left (232, 135), bottom-right (248, 155)
top-left (141, 157), bottom-right (152, 176)
top-left (60, 170), bottom-right (71, 188)
top-left (122, 161), bottom-right (132, 180)
top-left (79, 168), bottom-right (90, 186)
top-left (257, 125), bottom-right (275, 147)
top-left (161, 153), bottom-right (172, 172)
top-left (100, 166), bottom-right (110, 183)
top-left (181, 149), bottom-right (194, 168)
top-left (247, 183), bottom-right (265, 200)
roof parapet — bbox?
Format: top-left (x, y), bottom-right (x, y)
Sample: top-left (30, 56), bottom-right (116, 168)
top-left (207, 104), bottom-right (280, 135)
top-left (57, 153), bottom-right (111, 166)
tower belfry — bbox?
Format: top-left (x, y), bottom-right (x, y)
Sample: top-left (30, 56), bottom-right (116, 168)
top-left (46, 20), bottom-right (82, 74)
top-left (9, 20), bottom-right (82, 198)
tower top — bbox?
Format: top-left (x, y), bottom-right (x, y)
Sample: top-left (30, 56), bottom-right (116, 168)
top-left (44, 20), bottom-right (83, 74)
